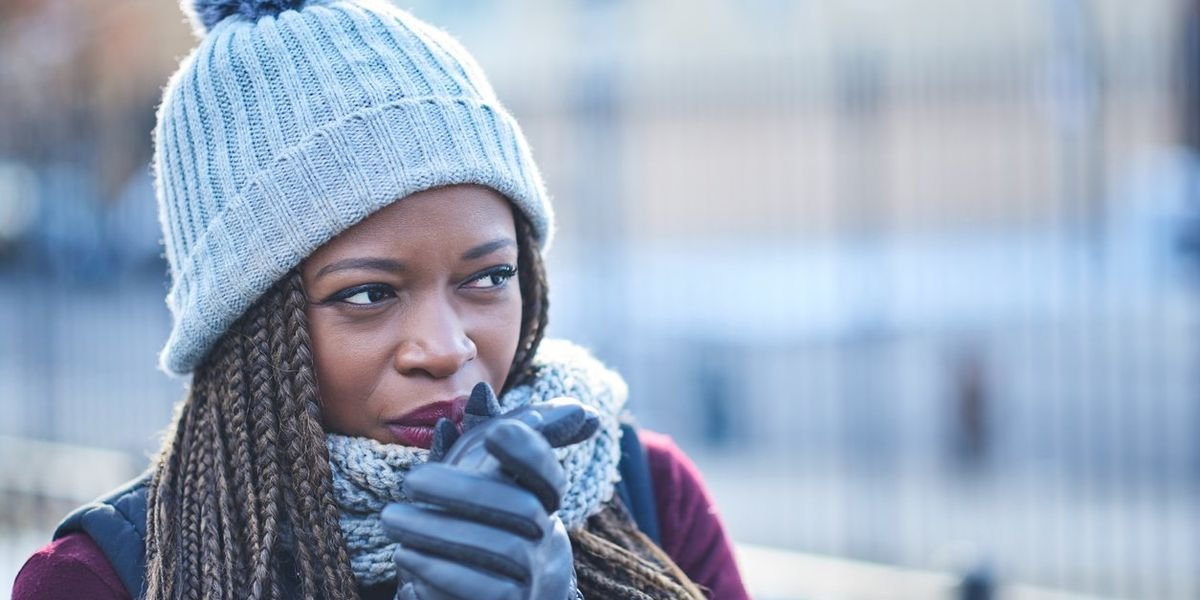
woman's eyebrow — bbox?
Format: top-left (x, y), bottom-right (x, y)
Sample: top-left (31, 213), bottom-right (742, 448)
top-left (314, 257), bottom-right (406, 280)
top-left (461, 238), bottom-right (516, 261)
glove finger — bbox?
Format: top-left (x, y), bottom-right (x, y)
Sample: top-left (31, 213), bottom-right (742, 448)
top-left (527, 398), bottom-right (601, 448)
top-left (462, 382), bottom-right (502, 432)
top-left (483, 420), bottom-right (567, 514)
top-left (393, 548), bottom-right (523, 600)
top-left (382, 503), bottom-right (534, 583)
top-left (437, 431), bottom-right (495, 471)
top-left (401, 463), bottom-right (548, 539)
top-left (429, 418), bottom-right (460, 463)
top-left (500, 403), bottom-right (547, 430)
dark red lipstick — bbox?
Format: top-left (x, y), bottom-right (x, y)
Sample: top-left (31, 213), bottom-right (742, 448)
top-left (385, 397), bottom-right (467, 448)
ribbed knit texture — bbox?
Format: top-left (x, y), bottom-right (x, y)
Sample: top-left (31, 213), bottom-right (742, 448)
top-left (155, 0), bottom-right (554, 375)
top-left (325, 339), bottom-right (628, 587)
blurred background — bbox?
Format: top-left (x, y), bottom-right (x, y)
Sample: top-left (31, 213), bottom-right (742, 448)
top-left (1, 0), bottom-right (1198, 598)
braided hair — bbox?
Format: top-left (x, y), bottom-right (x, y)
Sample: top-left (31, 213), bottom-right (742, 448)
top-left (143, 209), bottom-right (701, 599)
top-left (571, 506), bottom-right (708, 599)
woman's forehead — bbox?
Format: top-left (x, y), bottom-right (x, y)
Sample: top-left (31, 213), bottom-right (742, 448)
top-left (309, 185), bottom-right (517, 260)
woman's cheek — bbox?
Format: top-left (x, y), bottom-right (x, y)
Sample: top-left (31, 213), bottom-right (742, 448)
top-left (475, 297), bottom-right (523, 385)
top-left (308, 315), bottom-right (377, 432)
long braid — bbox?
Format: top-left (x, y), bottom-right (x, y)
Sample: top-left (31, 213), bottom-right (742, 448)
top-left (276, 275), bottom-right (359, 598)
top-left (285, 276), bottom-right (361, 599)
top-left (145, 273), bottom-right (360, 600)
top-left (267, 292), bottom-right (321, 598)
top-left (571, 506), bottom-right (708, 599)
top-left (246, 306), bottom-right (283, 600)
top-left (208, 365), bottom-right (243, 594)
top-left (218, 336), bottom-right (253, 593)
top-left (176, 389), bottom-right (203, 600)
top-left (193, 375), bottom-right (224, 600)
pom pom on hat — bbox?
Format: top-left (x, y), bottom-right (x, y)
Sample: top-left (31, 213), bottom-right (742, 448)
top-left (187, 0), bottom-right (312, 33)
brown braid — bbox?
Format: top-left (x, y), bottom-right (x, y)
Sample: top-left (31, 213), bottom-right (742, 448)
top-left (281, 277), bottom-right (359, 599)
top-left (246, 305), bottom-right (283, 600)
top-left (144, 205), bottom-right (702, 599)
top-left (145, 272), bottom-right (360, 600)
top-left (571, 505), bottom-right (708, 599)
top-left (266, 292), bottom-right (320, 598)
top-left (208, 380), bottom-right (242, 595)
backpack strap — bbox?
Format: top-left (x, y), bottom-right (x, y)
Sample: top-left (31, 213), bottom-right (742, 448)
top-left (614, 422), bottom-right (662, 546)
top-left (53, 472), bottom-right (152, 599)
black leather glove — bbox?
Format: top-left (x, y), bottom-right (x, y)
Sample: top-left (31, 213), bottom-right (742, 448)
top-left (383, 383), bottom-right (598, 600)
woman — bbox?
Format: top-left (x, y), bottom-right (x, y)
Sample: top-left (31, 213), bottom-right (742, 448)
top-left (13, 1), bottom-right (749, 598)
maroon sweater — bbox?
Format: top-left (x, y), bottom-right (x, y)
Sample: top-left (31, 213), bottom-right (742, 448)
top-left (14, 431), bottom-right (749, 599)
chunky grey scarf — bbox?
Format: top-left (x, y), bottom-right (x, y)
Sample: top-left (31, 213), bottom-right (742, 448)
top-left (325, 339), bottom-right (628, 587)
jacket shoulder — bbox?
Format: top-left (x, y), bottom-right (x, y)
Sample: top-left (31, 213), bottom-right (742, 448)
top-left (53, 472), bottom-right (152, 598)
top-left (14, 532), bottom-right (131, 599)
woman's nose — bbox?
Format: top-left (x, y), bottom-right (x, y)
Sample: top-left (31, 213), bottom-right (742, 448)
top-left (392, 297), bottom-right (476, 379)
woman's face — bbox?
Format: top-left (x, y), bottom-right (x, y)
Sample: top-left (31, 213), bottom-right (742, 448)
top-left (301, 185), bottom-right (523, 448)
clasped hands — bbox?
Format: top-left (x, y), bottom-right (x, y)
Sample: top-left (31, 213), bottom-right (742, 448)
top-left (383, 382), bottom-right (599, 600)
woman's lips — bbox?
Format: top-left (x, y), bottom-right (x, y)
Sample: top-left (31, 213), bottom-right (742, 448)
top-left (385, 397), bottom-right (467, 448)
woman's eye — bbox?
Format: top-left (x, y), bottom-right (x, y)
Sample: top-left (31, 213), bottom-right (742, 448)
top-left (334, 284), bottom-right (395, 305)
top-left (463, 266), bottom-right (517, 289)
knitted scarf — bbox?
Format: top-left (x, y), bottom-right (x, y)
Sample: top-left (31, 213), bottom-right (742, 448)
top-left (325, 339), bottom-right (628, 586)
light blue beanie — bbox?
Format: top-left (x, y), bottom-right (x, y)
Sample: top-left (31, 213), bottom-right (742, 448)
top-left (155, 0), bottom-right (554, 376)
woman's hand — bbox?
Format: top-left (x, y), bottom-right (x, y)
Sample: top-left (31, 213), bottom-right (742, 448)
top-left (383, 383), bottom-right (598, 600)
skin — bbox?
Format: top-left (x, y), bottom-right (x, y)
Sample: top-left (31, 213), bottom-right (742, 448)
top-left (301, 184), bottom-right (523, 445)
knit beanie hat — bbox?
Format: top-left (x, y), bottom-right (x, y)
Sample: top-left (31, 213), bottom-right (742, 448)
top-left (155, 0), bottom-right (554, 376)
